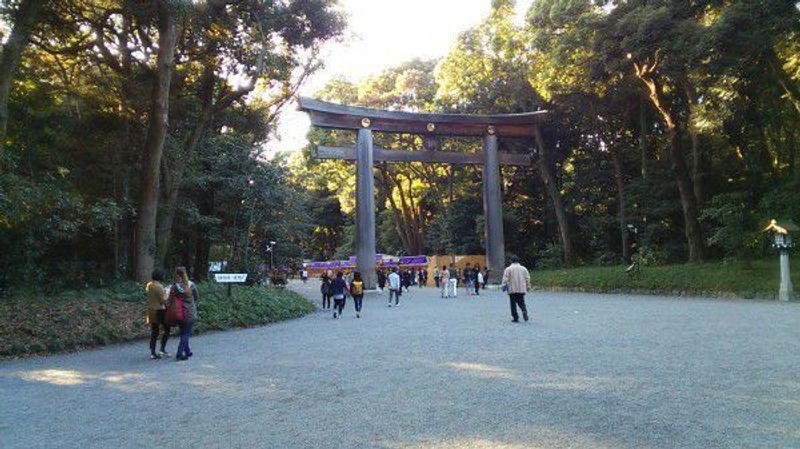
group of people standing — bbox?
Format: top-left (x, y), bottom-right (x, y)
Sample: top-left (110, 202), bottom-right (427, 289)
top-left (316, 258), bottom-right (532, 323)
top-left (434, 263), bottom-right (487, 298)
top-left (144, 267), bottom-right (200, 361)
top-left (320, 271), bottom-right (365, 318)
top-left (376, 268), bottom-right (427, 292)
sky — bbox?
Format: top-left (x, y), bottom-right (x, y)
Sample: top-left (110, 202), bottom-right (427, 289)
top-left (264, 0), bottom-right (536, 155)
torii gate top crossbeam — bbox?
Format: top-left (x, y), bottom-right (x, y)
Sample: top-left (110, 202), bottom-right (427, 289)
top-left (298, 97), bottom-right (548, 138)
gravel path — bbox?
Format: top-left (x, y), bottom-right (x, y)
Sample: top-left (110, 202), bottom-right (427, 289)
top-left (1, 282), bottom-right (799, 449)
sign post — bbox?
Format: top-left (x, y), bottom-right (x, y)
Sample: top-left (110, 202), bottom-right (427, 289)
top-left (214, 273), bottom-right (248, 297)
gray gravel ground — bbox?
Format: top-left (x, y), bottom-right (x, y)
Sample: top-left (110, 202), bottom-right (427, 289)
top-left (1, 281), bottom-right (799, 449)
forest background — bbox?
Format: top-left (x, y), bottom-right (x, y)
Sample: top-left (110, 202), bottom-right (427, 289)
top-left (1, 0), bottom-right (800, 294)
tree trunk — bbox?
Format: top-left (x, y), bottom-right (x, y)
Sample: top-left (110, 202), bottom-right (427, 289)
top-left (767, 50), bottom-right (800, 119)
top-left (689, 130), bottom-right (705, 205)
top-left (533, 127), bottom-right (576, 266)
top-left (133, 4), bottom-right (178, 282)
top-left (635, 71), bottom-right (706, 262)
top-left (155, 173), bottom-right (180, 266)
top-left (668, 126), bottom-right (706, 262)
top-left (611, 148), bottom-right (631, 263)
top-left (639, 97), bottom-right (649, 179)
top-left (684, 84), bottom-right (705, 205)
top-left (0, 0), bottom-right (45, 146)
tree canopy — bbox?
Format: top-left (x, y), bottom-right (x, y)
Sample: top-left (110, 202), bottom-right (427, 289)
top-left (1, 0), bottom-right (799, 293)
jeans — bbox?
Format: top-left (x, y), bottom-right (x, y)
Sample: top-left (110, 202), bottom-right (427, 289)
top-left (149, 310), bottom-right (170, 355)
top-left (474, 280), bottom-right (480, 295)
top-left (353, 294), bottom-right (363, 312)
top-left (322, 294), bottom-right (331, 309)
top-left (388, 289), bottom-right (400, 305)
top-left (334, 298), bottom-right (345, 315)
top-left (177, 320), bottom-right (193, 358)
top-left (509, 293), bottom-right (528, 321)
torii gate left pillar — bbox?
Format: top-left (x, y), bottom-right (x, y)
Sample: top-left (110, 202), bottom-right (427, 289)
top-left (355, 128), bottom-right (377, 290)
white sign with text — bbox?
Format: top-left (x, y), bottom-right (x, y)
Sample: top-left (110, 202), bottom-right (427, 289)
top-left (214, 273), bottom-right (248, 283)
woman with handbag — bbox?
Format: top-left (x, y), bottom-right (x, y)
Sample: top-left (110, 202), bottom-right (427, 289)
top-left (145, 269), bottom-right (171, 359)
top-left (169, 267), bottom-right (199, 361)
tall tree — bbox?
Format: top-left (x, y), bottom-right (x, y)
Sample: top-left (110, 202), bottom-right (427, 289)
top-left (0, 0), bottom-right (48, 147)
top-left (133, 0), bottom-right (182, 281)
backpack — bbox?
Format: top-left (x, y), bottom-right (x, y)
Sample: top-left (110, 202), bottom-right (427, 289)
top-left (165, 286), bottom-right (185, 325)
top-left (351, 280), bottom-right (363, 295)
top-left (321, 281), bottom-right (330, 295)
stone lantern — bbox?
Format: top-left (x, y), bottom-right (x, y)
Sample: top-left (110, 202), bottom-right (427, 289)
top-left (764, 219), bottom-right (798, 301)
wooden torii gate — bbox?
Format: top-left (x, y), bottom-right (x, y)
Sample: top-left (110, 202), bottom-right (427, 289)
top-left (299, 97), bottom-right (549, 289)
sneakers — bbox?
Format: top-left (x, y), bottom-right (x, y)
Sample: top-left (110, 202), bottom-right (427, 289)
top-left (159, 350), bottom-right (170, 357)
top-left (150, 353), bottom-right (161, 360)
top-left (176, 355), bottom-right (188, 361)
top-left (333, 311), bottom-right (338, 319)
top-left (388, 303), bottom-right (392, 307)
top-left (356, 313), bottom-right (361, 318)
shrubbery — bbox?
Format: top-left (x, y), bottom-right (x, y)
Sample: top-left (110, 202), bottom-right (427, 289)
top-left (0, 283), bottom-right (313, 358)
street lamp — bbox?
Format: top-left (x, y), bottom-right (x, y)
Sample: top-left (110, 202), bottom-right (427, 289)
top-left (764, 219), bottom-right (798, 301)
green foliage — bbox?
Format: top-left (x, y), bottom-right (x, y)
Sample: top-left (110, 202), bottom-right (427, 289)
top-left (0, 283), bottom-right (314, 358)
top-left (533, 258), bottom-right (798, 298)
top-left (701, 192), bottom-right (763, 261)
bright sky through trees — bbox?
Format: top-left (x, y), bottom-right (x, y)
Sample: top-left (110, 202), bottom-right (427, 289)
top-left (265, 0), bottom-right (535, 155)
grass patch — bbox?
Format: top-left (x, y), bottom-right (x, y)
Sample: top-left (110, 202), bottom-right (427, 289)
top-left (0, 283), bottom-right (314, 358)
top-left (533, 258), bottom-right (798, 299)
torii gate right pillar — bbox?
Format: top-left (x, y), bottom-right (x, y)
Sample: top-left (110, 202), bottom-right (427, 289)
top-left (483, 132), bottom-right (505, 281)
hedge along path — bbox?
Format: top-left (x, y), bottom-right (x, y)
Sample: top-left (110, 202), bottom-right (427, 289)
top-left (0, 283), bottom-right (314, 358)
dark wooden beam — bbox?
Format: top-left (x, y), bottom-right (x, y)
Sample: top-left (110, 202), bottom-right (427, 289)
top-left (299, 97), bottom-right (548, 138)
top-left (317, 146), bottom-right (532, 166)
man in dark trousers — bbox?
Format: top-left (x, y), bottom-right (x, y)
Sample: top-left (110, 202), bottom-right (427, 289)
top-left (501, 256), bottom-right (531, 322)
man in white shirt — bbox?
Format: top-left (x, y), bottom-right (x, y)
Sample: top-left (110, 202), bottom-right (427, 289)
top-left (387, 267), bottom-right (401, 307)
top-left (501, 256), bottom-right (531, 322)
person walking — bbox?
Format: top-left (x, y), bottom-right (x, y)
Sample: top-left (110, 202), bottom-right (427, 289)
top-left (449, 264), bottom-right (458, 297)
top-left (330, 271), bottom-right (348, 319)
top-left (377, 269), bottom-right (387, 292)
top-left (464, 263), bottom-right (473, 296)
top-left (440, 265), bottom-right (450, 298)
top-left (388, 267), bottom-right (401, 307)
top-left (417, 269), bottom-right (425, 288)
top-left (320, 273), bottom-right (332, 310)
top-left (171, 266), bottom-right (199, 360)
top-left (350, 271), bottom-right (365, 318)
top-left (501, 256), bottom-right (531, 323)
top-left (473, 264), bottom-right (482, 296)
top-left (145, 269), bottom-right (171, 359)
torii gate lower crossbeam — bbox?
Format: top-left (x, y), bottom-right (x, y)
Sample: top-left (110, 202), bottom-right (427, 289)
top-left (299, 97), bottom-right (549, 289)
